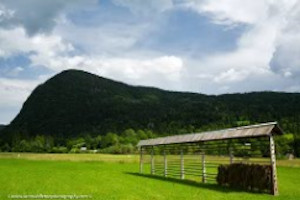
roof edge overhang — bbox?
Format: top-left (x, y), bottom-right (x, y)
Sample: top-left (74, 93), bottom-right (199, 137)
top-left (137, 122), bottom-right (284, 147)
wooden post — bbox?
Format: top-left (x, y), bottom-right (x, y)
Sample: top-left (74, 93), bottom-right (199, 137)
top-left (139, 147), bottom-right (143, 174)
top-left (229, 147), bottom-right (234, 164)
top-left (164, 149), bottom-right (167, 177)
top-left (270, 135), bottom-right (279, 195)
top-left (202, 151), bottom-right (206, 183)
top-left (180, 149), bottom-right (184, 180)
top-left (151, 146), bottom-right (155, 175)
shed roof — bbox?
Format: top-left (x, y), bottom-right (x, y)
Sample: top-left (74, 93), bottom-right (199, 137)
top-left (137, 122), bottom-right (283, 147)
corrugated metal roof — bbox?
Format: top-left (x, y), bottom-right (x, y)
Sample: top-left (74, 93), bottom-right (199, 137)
top-left (137, 122), bottom-right (283, 147)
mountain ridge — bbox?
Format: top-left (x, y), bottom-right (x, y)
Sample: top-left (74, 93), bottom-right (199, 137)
top-left (1, 69), bottom-right (300, 144)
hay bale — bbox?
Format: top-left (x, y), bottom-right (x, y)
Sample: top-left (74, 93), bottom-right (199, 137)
top-left (217, 163), bottom-right (272, 193)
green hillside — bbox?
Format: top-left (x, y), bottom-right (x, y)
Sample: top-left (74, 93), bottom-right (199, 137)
top-left (0, 125), bottom-right (5, 131)
top-left (0, 69), bottom-right (300, 154)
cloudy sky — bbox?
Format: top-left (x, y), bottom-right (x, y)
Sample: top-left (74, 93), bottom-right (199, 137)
top-left (0, 0), bottom-right (300, 124)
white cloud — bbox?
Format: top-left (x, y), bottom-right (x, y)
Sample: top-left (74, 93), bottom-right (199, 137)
top-left (183, 0), bottom-right (269, 25)
top-left (0, 21), bottom-right (184, 89)
top-left (0, 77), bottom-right (41, 107)
top-left (0, 27), bottom-right (73, 59)
top-left (33, 54), bottom-right (184, 89)
top-left (0, 3), bottom-right (14, 22)
top-left (269, 2), bottom-right (300, 79)
top-left (54, 18), bottom-right (151, 56)
top-left (213, 69), bottom-right (248, 83)
top-left (0, 14), bottom-right (184, 90)
top-left (91, 56), bottom-right (183, 83)
top-left (270, 34), bottom-right (300, 78)
top-left (183, 0), bottom-right (300, 87)
top-left (0, 77), bottom-right (47, 124)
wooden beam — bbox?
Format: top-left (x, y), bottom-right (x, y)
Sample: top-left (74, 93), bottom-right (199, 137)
top-left (229, 147), bottom-right (234, 164)
top-left (202, 151), bottom-right (206, 183)
top-left (270, 135), bottom-right (279, 195)
top-left (180, 149), bottom-right (184, 180)
top-left (164, 149), bottom-right (167, 177)
top-left (139, 147), bottom-right (143, 174)
top-left (151, 146), bottom-right (155, 175)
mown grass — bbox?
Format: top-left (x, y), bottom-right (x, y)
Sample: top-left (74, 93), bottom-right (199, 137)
top-left (0, 153), bottom-right (300, 200)
top-left (0, 153), bottom-right (139, 163)
top-left (1, 153), bottom-right (300, 167)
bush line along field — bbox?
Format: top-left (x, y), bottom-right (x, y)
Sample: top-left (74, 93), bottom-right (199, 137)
top-left (1, 128), bottom-right (295, 161)
top-left (1, 153), bottom-right (300, 200)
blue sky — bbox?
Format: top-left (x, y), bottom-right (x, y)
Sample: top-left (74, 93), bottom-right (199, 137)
top-left (0, 0), bottom-right (300, 124)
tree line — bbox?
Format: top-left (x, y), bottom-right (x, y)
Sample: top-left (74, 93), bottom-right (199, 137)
top-left (0, 125), bottom-right (295, 158)
top-left (0, 129), bottom-right (155, 154)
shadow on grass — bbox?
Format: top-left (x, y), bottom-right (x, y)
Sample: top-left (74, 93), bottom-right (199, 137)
top-left (125, 172), bottom-right (270, 195)
top-left (125, 172), bottom-right (236, 193)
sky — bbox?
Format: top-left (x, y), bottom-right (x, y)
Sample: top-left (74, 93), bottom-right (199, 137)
top-left (0, 0), bottom-right (300, 124)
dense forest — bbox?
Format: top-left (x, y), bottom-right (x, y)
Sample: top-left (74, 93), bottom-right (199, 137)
top-left (0, 69), bottom-right (299, 156)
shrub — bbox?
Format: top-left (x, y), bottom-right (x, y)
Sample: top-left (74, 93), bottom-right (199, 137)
top-left (69, 147), bottom-right (80, 153)
top-left (217, 163), bottom-right (272, 193)
top-left (99, 144), bottom-right (136, 154)
top-left (100, 145), bottom-right (122, 154)
top-left (51, 146), bottom-right (68, 153)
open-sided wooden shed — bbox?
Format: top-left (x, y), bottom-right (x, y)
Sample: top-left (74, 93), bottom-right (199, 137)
top-left (137, 122), bottom-right (283, 195)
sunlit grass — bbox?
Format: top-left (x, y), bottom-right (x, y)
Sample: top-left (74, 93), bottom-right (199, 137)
top-left (0, 152), bottom-right (139, 163)
top-left (0, 153), bottom-right (300, 199)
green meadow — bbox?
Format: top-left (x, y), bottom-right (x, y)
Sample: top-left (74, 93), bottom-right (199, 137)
top-left (0, 153), bottom-right (300, 200)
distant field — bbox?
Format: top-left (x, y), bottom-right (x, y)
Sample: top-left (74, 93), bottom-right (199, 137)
top-left (1, 153), bottom-right (300, 167)
top-left (0, 153), bottom-right (139, 163)
top-left (0, 153), bottom-right (300, 200)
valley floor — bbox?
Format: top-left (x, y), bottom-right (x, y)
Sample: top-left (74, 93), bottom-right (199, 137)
top-left (0, 153), bottom-right (300, 200)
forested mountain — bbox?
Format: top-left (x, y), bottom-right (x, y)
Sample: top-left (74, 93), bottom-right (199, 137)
top-left (0, 69), bottom-right (300, 154)
top-left (0, 125), bottom-right (5, 131)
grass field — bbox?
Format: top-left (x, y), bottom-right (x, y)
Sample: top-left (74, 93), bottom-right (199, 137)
top-left (0, 153), bottom-right (300, 200)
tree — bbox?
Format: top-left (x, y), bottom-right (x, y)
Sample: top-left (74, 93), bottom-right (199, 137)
top-left (45, 136), bottom-right (54, 152)
top-left (84, 134), bottom-right (93, 149)
top-left (1, 143), bottom-right (10, 152)
top-left (102, 132), bottom-right (119, 148)
top-left (275, 134), bottom-right (294, 157)
top-left (31, 135), bottom-right (46, 152)
top-left (145, 130), bottom-right (154, 138)
top-left (93, 135), bottom-right (102, 149)
top-left (121, 129), bottom-right (138, 145)
top-left (137, 130), bottom-right (147, 140)
top-left (19, 140), bottom-right (30, 152)
top-left (67, 138), bottom-right (85, 150)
